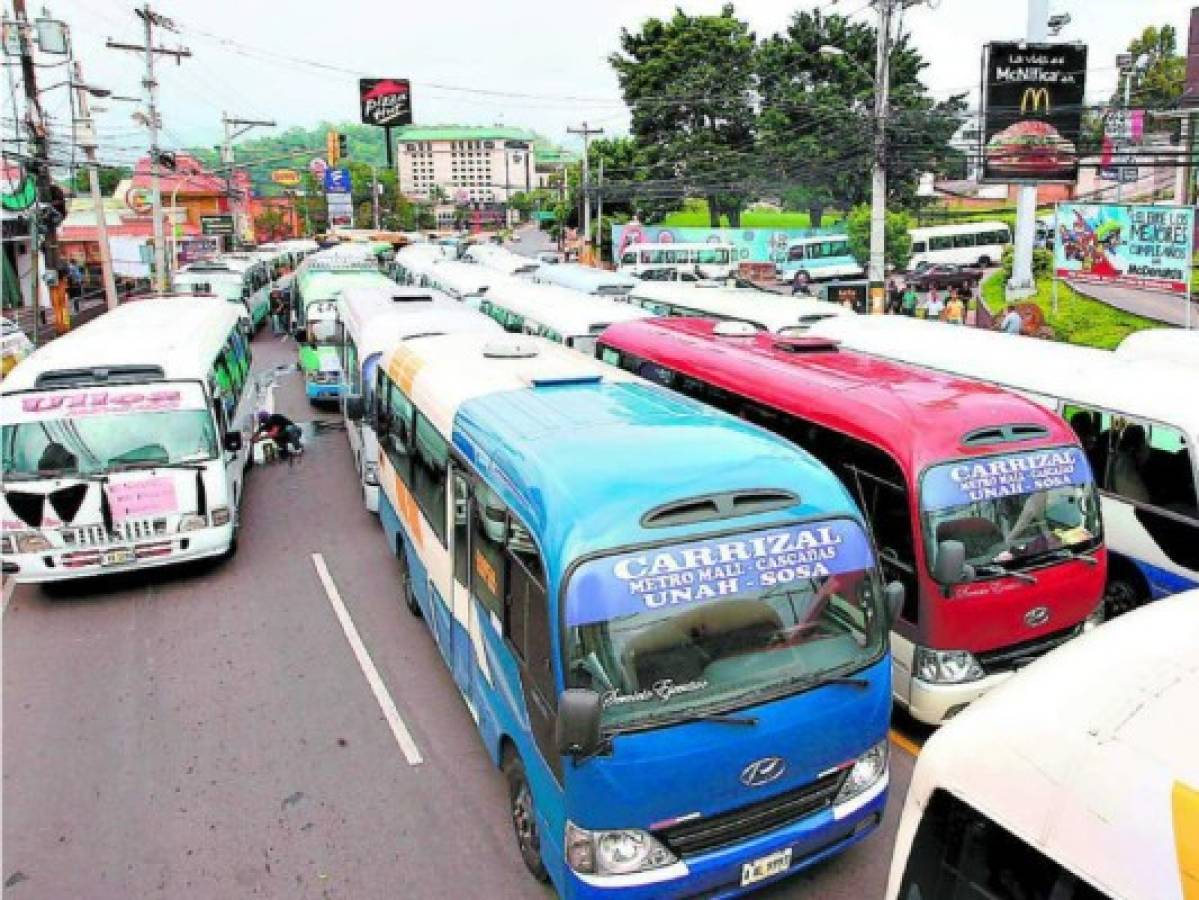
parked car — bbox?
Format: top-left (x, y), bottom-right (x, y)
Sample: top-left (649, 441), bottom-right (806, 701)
top-left (906, 263), bottom-right (983, 291)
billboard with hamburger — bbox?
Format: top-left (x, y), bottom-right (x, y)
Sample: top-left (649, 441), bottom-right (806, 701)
top-left (981, 42), bottom-right (1087, 183)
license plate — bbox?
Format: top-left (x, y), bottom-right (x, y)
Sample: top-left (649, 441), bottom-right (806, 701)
top-left (101, 548), bottom-right (134, 566)
top-left (741, 848), bottom-right (792, 887)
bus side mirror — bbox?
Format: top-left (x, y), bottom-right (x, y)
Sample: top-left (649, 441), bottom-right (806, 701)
top-left (933, 540), bottom-right (968, 586)
top-left (556, 689), bottom-right (602, 759)
top-left (344, 394), bottom-right (364, 422)
top-left (222, 431), bottom-right (243, 454)
top-left (884, 581), bottom-right (905, 625)
top-left (293, 327), bottom-right (307, 341)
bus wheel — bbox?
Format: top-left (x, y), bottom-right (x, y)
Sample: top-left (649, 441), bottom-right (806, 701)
top-left (1103, 575), bottom-right (1145, 619)
top-left (795, 270), bottom-right (811, 287)
top-left (977, 255), bottom-right (992, 267)
top-left (396, 543), bottom-right (420, 617)
top-left (503, 752), bottom-right (549, 883)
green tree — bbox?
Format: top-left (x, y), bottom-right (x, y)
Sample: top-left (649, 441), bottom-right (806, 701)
top-left (756, 10), bottom-right (965, 226)
top-left (254, 206), bottom-right (289, 241)
top-left (845, 204), bottom-right (912, 271)
top-left (1115, 24), bottom-right (1186, 138)
top-left (609, 4), bottom-right (757, 227)
top-left (71, 165), bottom-right (130, 197)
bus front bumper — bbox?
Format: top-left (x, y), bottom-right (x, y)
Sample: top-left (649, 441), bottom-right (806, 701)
top-left (563, 777), bottom-right (886, 899)
top-left (3, 524), bottom-right (234, 584)
top-left (904, 672), bottom-right (1012, 726)
top-left (305, 380), bottom-right (343, 401)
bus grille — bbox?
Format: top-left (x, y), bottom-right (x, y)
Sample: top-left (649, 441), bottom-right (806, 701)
top-left (61, 518), bottom-right (169, 547)
top-left (976, 624), bottom-right (1082, 675)
top-left (652, 769), bottom-right (847, 857)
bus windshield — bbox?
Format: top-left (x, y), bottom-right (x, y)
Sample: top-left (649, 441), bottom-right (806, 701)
top-left (564, 519), bottom-right (886, 730)
top-left (2, 385), bottom-right (217, 479)
top-left (920, 447), bottom-right (1100, 572)
top-left (696, 247), bottom-right (729, 265)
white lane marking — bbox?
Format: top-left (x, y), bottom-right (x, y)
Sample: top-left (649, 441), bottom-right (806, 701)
top-left (311, 553), bottom-right (424, 766)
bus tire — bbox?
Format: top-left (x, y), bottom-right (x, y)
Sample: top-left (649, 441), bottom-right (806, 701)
top-left (503, 751), bottom-right (549, 883)
top-left (977, 255), bottom-right (992, 268)
top-left (396, 541), bottom-right (421, 617)
top-left (795, 270), bottom-right (811, 287)
top-left (1104, 557), bottom-right (1149, 619)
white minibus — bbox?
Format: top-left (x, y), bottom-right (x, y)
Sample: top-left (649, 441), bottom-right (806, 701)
top-left (478, 276), bottom-right (650, 356)
top-left (887, 591), bottom-right (1199, 900)
top-left (1116, 328), bottom-right (1199, 369)
top-left (908, 221), bottom-right (1011, 269)
top-left (464, 244), bottom-right (540, 276)
top-left (775, 235), bottom-right (862, 285)
top-left (421, 261), bottom-right (497, 305)
top-left (392, 243), bottom-right (447, 286)
top-left (530, 262), bottom-right (636, 297)
top-left (174, 255), bottom-right (272, 333)
top-left (617, 242), bottom-right (735, 279)
top-left (625, 281), bottom-right (854, 335)
top-left (808, 314), bottom-right (1199, 613)
top-left (335, 287), bottom-right (502, 512)
top-left (1, 298), bottom-right (256, 581)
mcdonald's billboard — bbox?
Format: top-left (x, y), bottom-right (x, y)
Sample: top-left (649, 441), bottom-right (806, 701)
top-left (981, 42), bottom-right (1087, 183)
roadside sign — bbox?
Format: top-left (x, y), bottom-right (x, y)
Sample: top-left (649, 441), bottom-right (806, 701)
top-left (271, 169), bottom-right (301, 187)
top-left (309, 157), bottom-right (328, 178)
top-left (323, 168), bottom-right (351, 193)
top-left (200, 215), bottom-right (235, 237)
top-left (125, 187), bottom-right (153, 215)
top-left (359, 78), bottom-right (412, 128)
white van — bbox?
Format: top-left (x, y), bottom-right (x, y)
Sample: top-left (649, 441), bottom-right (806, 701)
top-left (908, 221), bottom-right (1012, 269)
top-left (1, 298), bottom-right (256, 581)
top-left (625, 282), bottom-right (854, 335)
top-left (887, 591), bottom-right (1199, 900)
top-left (617, 242), bottom-right (735, 279)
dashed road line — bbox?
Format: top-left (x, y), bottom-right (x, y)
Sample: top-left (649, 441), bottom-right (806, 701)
top-left (311, 552), bottom-right (424, 766)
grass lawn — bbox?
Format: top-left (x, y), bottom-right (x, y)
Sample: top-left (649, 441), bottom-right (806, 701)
top-left (660, 200), bottom-right (839, 229)
top-left (980, 271), bottom-right (1159, 350)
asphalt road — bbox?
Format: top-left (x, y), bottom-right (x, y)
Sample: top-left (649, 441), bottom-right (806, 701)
top-left (2, 326), bottom-right (918, 900)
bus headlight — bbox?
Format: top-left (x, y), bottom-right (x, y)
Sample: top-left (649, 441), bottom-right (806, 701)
top-left (15, 532), bottom-right (51, 553)
top-left (178, 514), bottom-right (207, 532)
top-left (834, 741), bottom-right (888, 805)
top-left (210, 507), bottom-right (232, 527)
top-left (914, 647), bottom-right (984, 684)
top-left (565, 821), bottom-right (676, 876)
top-left (362, 461), bottom-right (379, 486)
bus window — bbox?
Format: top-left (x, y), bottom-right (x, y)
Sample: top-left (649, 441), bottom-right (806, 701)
top-left (452, 472), bottom-right (470, 586)
top-left (637, 361), bottom-right (677, 387)
top-left (471, 481), bottom-right (508, 618)
top-left (952, 234), bottom-right (975, 248)
top-left (912, 241), bottom-right (927, 254)
top-left (599, 346), bottom-right (622, 367)
top-left (412, 412), bottom-right (449, 546)
top-left (381, 378), bottom-right (415, 481)
top-left (930, 236), bottom-right (952, 251)
top-left (788, 245), bottom-right (807, 262)
top-left (898, 789), bottom-right (1112, 900)
top-left (697, 248), bottom-right (727, 264)
top-left (621, 251), bottom-right (636, 265)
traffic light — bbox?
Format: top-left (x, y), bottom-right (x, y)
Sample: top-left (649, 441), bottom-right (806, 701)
top-left (326, 130), bottom-right (340, 166)
top-left (337, 134), bottom-right (348, 159)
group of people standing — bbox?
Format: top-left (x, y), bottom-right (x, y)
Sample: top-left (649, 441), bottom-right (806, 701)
top-left (885, 279), bottom-right (972, 325)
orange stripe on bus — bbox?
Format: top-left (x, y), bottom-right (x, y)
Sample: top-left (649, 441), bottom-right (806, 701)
top-left (386, 346), bottom-right (426, 398)
top-left (380, 455), bottom-right (424, 552)
top-left (1175, 780), bottom-right (1199, 900)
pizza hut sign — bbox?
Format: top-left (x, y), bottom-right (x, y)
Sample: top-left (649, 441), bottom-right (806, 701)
top-left (359, 78), bottom-right (412, 128)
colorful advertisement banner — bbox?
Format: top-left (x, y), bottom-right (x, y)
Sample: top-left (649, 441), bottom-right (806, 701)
top-left (359, 78), bottom-right (412, 128)
top-left (921, 448), bottom-right (1092, 510)
top-left (1054, 203), bottom-right (1196, 296)
top-left (981, 42), bottom-right (1087, 183)
top-left (107, 476), bottom-right (180, 522)
top-left (610, 223), bottom-right (843, 266)
top-left (565, 520), bottom-right (874, 627)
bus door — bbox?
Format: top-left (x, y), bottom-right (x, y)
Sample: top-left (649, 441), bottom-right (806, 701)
top-left (448, 464), bottom-right (475, 692)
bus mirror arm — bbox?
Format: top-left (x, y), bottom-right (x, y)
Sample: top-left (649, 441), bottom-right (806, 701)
top-left (884, 581), bottom-right (905, 625)
top-left (222, 431), bottom-right (243, 454)
top-left (344, 394), bottom-right (364, 423)
top-left (556, 688), bottom-right (603, 761)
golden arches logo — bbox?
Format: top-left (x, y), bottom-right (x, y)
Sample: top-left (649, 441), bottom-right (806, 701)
top-left (1020, 87), bottom-right (1051, 114)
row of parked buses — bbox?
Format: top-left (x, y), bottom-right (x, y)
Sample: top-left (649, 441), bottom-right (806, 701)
top-left (5, 233), bottom-right (1194, 897)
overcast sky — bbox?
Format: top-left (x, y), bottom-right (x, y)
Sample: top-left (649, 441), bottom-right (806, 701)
top-left (37, 0), bottom-right (1194, 167)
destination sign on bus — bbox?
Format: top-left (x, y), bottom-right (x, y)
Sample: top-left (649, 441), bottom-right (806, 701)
top-left (565, 520), bottom-right (873, 626)
top-left (921, 447), bottom-right (1091, 509)
top-left (3, 383), bottom-right (207, 422)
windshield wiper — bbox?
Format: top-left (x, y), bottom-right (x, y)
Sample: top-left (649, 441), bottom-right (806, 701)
top-left (1040, 547), bottom-right (1099, 567)
top-left (107, 460), bottom-right (168, 472)
top-left (670, 710), bottom-right (759, 727)
top-left (821, 675), bottom-right (870, 689)
top-left (974, 562), bottom-right (1038, 584)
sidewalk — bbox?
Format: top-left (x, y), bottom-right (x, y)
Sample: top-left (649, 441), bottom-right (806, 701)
top-left (1067, 280), bottom-right (1199, 328)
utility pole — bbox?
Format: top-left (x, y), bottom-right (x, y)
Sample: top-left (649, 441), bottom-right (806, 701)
top-left (596, 158), bottom-right (604, 265)
top-left (107, 4), bottom-right (191, 295)
top-left (222, 112), bottom-right (276, 248)
top-left (73, 59), bottom-right (119, 311)
top-left (13, 0), bottom-right (65, 341)
top-left (567, 122), bottom-right (603, 256)
top-left (371, 165), bottom-right (381, 230)
top-left (868, 0), bottom-right (897, 314)
top-left (1008, 0), bottom-right (1048, 299)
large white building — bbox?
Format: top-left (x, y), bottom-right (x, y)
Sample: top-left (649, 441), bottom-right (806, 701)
top-left (394, 125), bottom-right (537, 206)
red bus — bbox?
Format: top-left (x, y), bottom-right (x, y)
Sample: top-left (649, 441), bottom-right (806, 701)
top-left (598, 318), bottom-right (1108, 725)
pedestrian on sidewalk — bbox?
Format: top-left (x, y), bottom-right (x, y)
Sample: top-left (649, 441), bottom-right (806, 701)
top-left (900, 284), bottom-right (919, 316)
top-left (998, 303), bottom-right (1024, 335)
top-left (926, 291), bottom-right (946, 321)
top-left (944, 290), bottom-right (965, 325)
top-left (886, 278), bottom-right (902, 314)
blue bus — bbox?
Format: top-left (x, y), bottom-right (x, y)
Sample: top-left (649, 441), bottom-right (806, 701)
top-left (354, 331), bottom-right (899, 896)
top-left (775, 235), bottom-right (863, 287)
